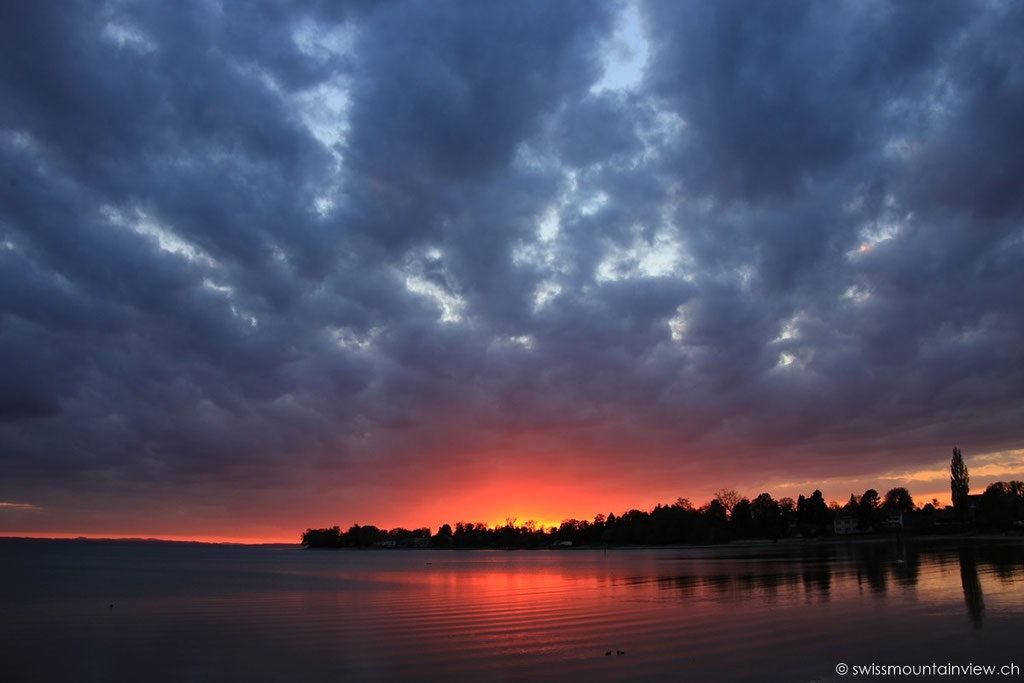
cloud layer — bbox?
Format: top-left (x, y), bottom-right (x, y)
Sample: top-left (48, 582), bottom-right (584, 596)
top-left (2, 1), bottom-right (1023, 537)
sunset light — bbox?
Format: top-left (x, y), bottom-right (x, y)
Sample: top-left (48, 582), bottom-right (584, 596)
top-left (3, 2), bottom-right (1023, 680)
top-left (4, 0), bottom-right (1024, 538)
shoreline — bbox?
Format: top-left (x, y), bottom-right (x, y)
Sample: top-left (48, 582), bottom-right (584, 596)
top-left (3, 531), bottom-right (1021, 550)
top-left (302, 531), bottom-right (1024, 551)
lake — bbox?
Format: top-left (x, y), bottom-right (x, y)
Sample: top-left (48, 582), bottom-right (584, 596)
top-left (2, 538), bottom-right (1022, 681)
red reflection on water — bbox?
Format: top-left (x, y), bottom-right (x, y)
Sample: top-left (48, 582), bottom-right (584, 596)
top-left (3, 544), bottom-right (1023, 682)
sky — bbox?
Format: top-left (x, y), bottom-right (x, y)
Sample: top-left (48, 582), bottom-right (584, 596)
top-left (2, 1), bottom-right (1023, 543)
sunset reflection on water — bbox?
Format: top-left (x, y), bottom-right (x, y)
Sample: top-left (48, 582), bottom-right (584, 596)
top-left (2, 539), bottom-right (1022, 681)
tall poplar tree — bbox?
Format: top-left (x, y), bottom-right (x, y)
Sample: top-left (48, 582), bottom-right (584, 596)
top-left (950, 447), bottom-right (970, 519)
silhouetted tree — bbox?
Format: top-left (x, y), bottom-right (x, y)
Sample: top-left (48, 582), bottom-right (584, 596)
top-left (301, 472), bottom-right (990, 549)
top-left (884, 487), bottom-right (914, 515)
top-left (778, 497), bottom-right (796, 534)
top-left (601, 513), bottom-right (617, 544)
top-left (796, 494), bottom-right (808, 524)
top-left (346, 524), bottom-right (385, 547)
top-left (714, 488), bottom-right (742, 514)
top-left (557, 519), bottom-right (585, 544)
top-left (804, 489), bottom-right (831, 535)
top-left (301, 526), bottom-right (342, 547)
top-left (751, 493), bottom-right (782, 539)
top-left (730, 499), bottom-right (753, 538)
top-left (979, 481), bottom-right (1024, 529)
top-left (859, 489), bottom-right (880, 531)
top-left (431, 523), bottom-right (453, 547)
top-left (702, 499), bottom-right (729, 542)
top-left (951, 447), bottom-right (970, 521)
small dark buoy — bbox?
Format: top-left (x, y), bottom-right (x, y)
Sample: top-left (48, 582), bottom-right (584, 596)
top-left (605, 651), bottom-right (612, 657)
top-left (109, 604), bottom-right (114, 609)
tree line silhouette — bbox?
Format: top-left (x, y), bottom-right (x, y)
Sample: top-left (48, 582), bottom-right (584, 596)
top-left (302, 479), bottom-right (1024, 549)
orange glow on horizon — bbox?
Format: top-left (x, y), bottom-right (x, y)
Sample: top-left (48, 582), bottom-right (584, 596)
top-left (0, 482), bottom-right (959, 544)
top-left (483, 518), bottom-right (562, 532)
top-left (379, 472), bottom-right (668, 534)
top-left (8, 448), bottom-right (1017, 541)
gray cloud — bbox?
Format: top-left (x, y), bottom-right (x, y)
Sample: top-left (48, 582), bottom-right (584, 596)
top-left (1, 0), bottom-right (1022, 531)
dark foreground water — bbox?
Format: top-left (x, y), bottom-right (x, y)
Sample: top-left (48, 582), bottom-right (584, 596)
top-left (1, 538), bottom-right (1022, 682)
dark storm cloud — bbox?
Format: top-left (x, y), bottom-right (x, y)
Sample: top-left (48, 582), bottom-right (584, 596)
top-left (644, 0), bottom-right (970, 201)
top-left (1, 0), bottom-right (1022, 525)
top-left (551, 93), bottom-right (643, 168)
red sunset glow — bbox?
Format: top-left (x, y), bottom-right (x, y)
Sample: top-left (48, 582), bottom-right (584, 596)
top-left (1, 0), bottom-right (1023, 544)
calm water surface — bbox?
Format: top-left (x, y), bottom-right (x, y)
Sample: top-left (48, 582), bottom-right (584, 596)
top-left (2, 539), bottom-right (1022, 681)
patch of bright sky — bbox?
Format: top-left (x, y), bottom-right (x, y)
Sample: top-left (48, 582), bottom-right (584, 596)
top-left (862, 219), bottom-right (903, 246)
top-left (292, 77), bottom-right (351, 155)
top-left (773, 313), bottom-right (804, 343)
top-left (596, 228), bottom-right (685, 282)
top-left (773, 449), bottom-right (1024, 496)
top-left (101, 21), bottom-right (158, 53)
top-left (532, 280), bottom-right (562, 312)
top-left (590, 0), bottom-right (648, 94)
top-left (493, 334), bottom-right (535, 350)
top-left (101, 205), bottom-right (218, 269)
top-left (578, 191), bottom-right (609, 217)
top-left (201, 279), bottom-right (232, 296)
top-left (291, 17), bottom-right (355, 62)
top-left (255, 68), bottom-right (351, 199)
top-left (404, 274), bottom-right (465, 323)
top-left (668, 304), bottom-right (689, 342)
top-left (598, 225), bottom-right (692, 284)
top-left (880, 453), bottom-right (1024, 484)
top-left (536, 207), bottom-right (560, 241)
top-left (509, 335), bottom-right (533, 348)
top-left (272, 71), bottom-right (351, 216)
top-left (771, 314), bottom-right (810, 369)
top-left (512, 167), bottom-right (610, 275)
top-left (512, 201), bottom-right (572, 273)
top-left (102, 204), bottom-right (260, 328)
top-left (849, 201), bottom-right (907, 258)
top-left (330, 325), bottom-right (381, 352)
top-left (201, 279), bottom-right (258, 328)
top-left (0, 501), bottom-right (41, 511)
top-left (291, 76), bottom-right (350, 218)
top-left (842, 284), bottom-right (871, 303)
top-left (775, 352), bottom-right (797, 368)
top-left (255, 23), bottom-right (353, 174)
top-left (313, 195), bottom-right (334, 217)
top-left (636, 109), bottom-right (686, 166)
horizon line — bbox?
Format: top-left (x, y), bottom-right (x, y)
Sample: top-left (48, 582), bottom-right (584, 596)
top-left (0, 532), bottom-right (299, 545)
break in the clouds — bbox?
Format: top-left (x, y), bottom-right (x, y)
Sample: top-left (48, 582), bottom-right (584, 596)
top-left (2, 0), bottom-right (1023, 538)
